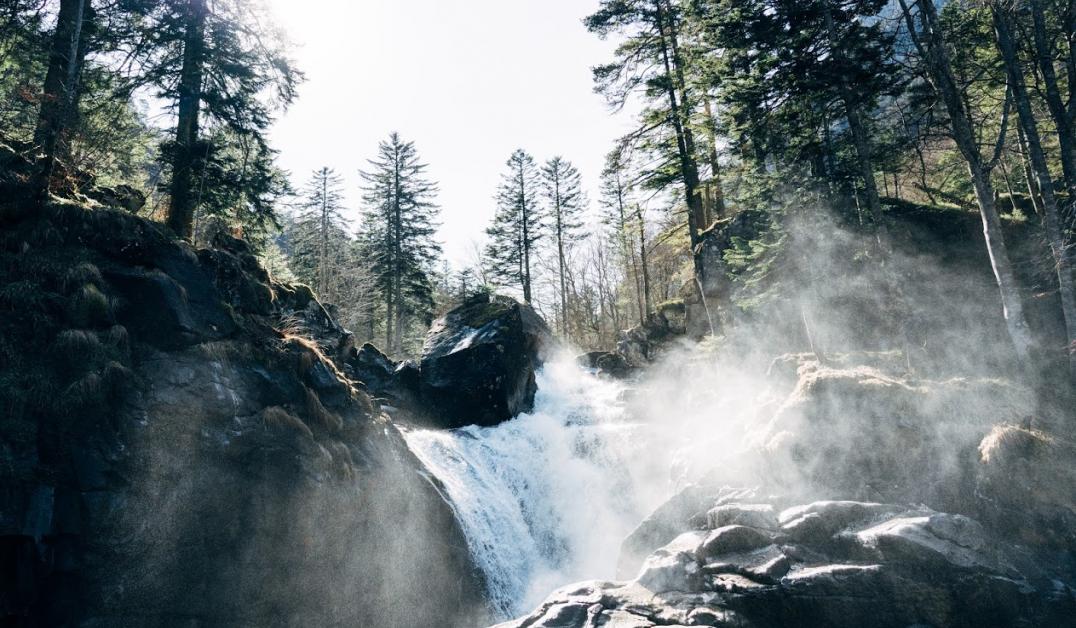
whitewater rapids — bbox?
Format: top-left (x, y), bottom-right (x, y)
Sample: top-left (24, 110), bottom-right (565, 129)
top-left (401, 356), bottom-right (670, 619)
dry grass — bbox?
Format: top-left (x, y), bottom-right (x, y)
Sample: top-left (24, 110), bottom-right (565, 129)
top-left (979, 424), bottom-right (1055, 465)
top-left (304, 387), bottom-right (343, 434)
top-left (261, 405), bottom-right (314, 439)
top-left (62, 262), bottom-right (101, 293)
top-left (69, 283), bottom-right (111, 328)
top-left (62, 361), bottom-right (131, 409)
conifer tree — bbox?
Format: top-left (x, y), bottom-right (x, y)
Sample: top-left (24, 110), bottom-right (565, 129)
top-left (542, 156), bottom-right (585, 336)
top-left (358, 133), bottom-right (441, 354)
top-left (134, 0), bottom-right (301, 241)
top-left (485, 149), bottom-right (544, 302)
top-left (289, 167), bottom-right (350, 302)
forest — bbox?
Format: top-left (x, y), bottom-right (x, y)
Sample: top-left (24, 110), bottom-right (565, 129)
top-left (2, 0), bottom-right (1073, 367)
top-left (1, 1), bottom-right (1075, 627)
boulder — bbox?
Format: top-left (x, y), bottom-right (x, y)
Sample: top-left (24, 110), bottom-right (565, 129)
top-left (419, 293), bottom-right (552, 428)
top-left (503, 493), bottom-right (1076, 628)
top-left (578, 350), bottom-right (635, 378)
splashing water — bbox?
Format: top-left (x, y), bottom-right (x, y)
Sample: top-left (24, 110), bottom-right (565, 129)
top-left (401, 356), bottom-right (664, 619)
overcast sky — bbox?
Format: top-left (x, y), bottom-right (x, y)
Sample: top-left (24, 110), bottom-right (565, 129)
top-left (266, 0), bottom-right (635, 266)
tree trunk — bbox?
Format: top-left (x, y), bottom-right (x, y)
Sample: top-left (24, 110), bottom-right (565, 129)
top-left (519, 161), bottom-right (533, 303)
top-left (634, 202), bottom-right (653, 316)
top-left (615, 171), bottom-right (645, 325)
top-left (823, 0), bottom-right (882, 226)
top-left (168, 0), bottom-right (208, 241)
top-left (32, 0), bottom-right (91, 203)
top-left (899, 0), bottom-right (1035, 363)
top-left (392, 145), bottom-right (403, 353)
top-left (1030, 0), bottom-right (1076, 198)
top-left (994, 4), bottom-right (1076, 375)
top-left (556, 190), bottom-right (568, 339)
top-left (703, 99), bottom-right (726, 222)
top-left (655, 0), bottom-right (705, 281)
top-left (1016, 124), bottom-right (1045, 216)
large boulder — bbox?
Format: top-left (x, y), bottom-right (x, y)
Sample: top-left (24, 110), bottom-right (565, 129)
top-left (419, 293), bottom-right (552, 428)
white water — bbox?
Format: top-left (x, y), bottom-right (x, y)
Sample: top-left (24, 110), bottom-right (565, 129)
top-left (402, 357), bottom-right (669, 619)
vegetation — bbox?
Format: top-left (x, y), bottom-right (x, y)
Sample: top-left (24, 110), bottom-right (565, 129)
top-left (0, 0), bottom-right (1073, 375)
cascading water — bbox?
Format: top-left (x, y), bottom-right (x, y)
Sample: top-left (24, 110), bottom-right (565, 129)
top-left (402, 356), bottom-right (670, 620)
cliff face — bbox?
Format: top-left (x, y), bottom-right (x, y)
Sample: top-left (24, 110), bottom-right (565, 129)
top-left (0, 204), bottom-right (487, 627)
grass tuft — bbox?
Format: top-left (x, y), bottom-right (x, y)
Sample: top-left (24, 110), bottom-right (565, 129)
top-left (261, 405), bottom-right (314, 439)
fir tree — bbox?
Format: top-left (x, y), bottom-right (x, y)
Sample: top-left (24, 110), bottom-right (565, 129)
top-left (358, 133), bottom-right (442, 355)
top-left (134, 0), bottom-right (301, 240)
top-left (288, 167), bottom-right (350, 303)
top-left (486, 149), bottom-right (544, 302)
top-left (542, 156), bottom-right (586, 336)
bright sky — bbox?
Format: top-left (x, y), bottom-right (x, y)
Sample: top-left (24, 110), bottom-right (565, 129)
top-left (266, 0), bottom-right (635, 266)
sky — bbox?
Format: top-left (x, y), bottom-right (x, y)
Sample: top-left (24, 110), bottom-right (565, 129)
top-left (266, 0), bottom-right (636, 266)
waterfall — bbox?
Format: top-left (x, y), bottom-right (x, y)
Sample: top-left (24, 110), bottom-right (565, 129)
top-left (401, 357), bottom-right (661, 619)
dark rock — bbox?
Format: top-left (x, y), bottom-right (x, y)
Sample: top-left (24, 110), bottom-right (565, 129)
top-left (103, 266), bottom-right (235, 349)
top-left (419, 293), bottom-right (552, 428)
top-left (578, 351), bottom-right (635, 378)
top-left (86, 184), bottom-right (145, 213)
top-left (504, 495), bottom-right (1076, 628)
top-left (0, 205), bottom-right (489, 628)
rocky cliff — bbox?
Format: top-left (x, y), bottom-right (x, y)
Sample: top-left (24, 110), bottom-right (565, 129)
top-left (0, 203), bottom-right (488, 626)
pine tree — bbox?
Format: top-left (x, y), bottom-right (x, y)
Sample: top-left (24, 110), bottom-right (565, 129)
top-left (486, 149), bottom-right (544, 302)
top-left (542, 156), bottom-right (586, 336)
top-left (289, 167), bottom-right (350, 303)
top-left (30, 0), bottom-right (94, 203)
top-left (358, 133), bottom-right (442, 355)
top-left (586, 0), bottom-right (707, 283)
top-left (134, 0), bottom-right (301, 241)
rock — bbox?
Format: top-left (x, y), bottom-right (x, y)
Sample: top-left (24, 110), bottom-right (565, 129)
top-left (86, 184), bottom-right (146, 213)
top-left (618, 485), bottom-right (712, 578)
top-left (778, 501), bottom-right (900, 545)
top-left (508, 493), bottom-right (1076, 628)
top-left (697, 525), bottom-right (773, 560)
top-left (579, 351), bottom-right (635, 378)
top-left (706, 504), bottom-right (778, 530)
top-left (348, 342), bottom-right (399, 393)
top-left (973, 423), bottom-right (1076, 549)
top-left (703, 544), bottom-right (791, 584)
top-left (419, 293), bottom-right (552, 428)
top-left (0, 204), bottom-right (489, 627)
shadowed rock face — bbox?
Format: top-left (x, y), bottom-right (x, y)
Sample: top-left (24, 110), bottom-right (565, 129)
top-left (0, 204), bottom-right (488, 627)
top-left (418, 293), bottom-right (552, 429)
top-left (499, 490), bottom-right (1076, 628)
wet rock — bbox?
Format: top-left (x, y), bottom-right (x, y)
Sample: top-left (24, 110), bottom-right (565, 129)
top-left (507, 493), bottom-right (1076, 628)
top-left (419, 293), bottom-right (552, 428)
top-left (579, 351), bottom-right (635, 379)
top-left (618, 485), bottom-right (711, 578)
top-left (706, 504), bottom-right (778, 530)
top-left (698, 525), bottom-right (773, 559)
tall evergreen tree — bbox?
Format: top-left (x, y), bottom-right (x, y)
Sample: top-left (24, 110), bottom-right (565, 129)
top-left (30, 0), bottom-right (94, 202)
top-left (134, 0), bottom-right (301, 241)
top-left (586, 0), bottom-right (707, 282)
top-left (542, 156), bottom-right (585, 336)
top-left (289, 167), bottom-right (349, 302)
top-left (486, 149), bottom-right (544, 302)
top-left (358, 133), bottom-right (441, 354)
